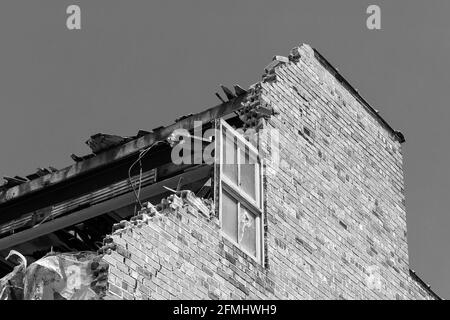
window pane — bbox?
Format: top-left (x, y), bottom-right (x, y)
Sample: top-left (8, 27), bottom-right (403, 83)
top-left (240, 148), bottom-right (256, 200)
top-left (222, 191), bottom-right (238, 242)
top-left (238, 206), bottom-right (257, 257)
top-left (222, 131), bottom-right (238, 184)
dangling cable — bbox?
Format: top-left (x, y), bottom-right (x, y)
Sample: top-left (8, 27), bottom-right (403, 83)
top-left (128, 140), bottom-right (166, 211)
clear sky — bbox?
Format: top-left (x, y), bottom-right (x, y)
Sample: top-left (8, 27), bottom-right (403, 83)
top-left (0, 0), bottom-right (449, 298)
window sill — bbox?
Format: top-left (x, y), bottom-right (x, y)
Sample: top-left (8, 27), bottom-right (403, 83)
top-left (220, 232), bottom-right (263, 267)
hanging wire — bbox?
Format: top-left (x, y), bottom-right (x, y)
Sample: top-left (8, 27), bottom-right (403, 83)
top-left (128, 140), bottom-right (166, 212)
top-left (33, 212), bottom-right (56, 228)
top-left (31, 140), bottom-right (167, 229)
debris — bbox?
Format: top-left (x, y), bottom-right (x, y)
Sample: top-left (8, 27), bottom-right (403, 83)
top-left (163, 186), bottom-right (178, 193)
top-left (86, 133), bottom-right (132, 154)
top-left (4, 176), bottom-right (28, 184)
top-left (196, 178), bottom-right (212, 199)
top-left (272, 55), bottom-right (289, 63)
top-left (70, 153), bottom-right (95, 163)
top-left (288, 47), bottom-right (302, 62)
top-left (71, 154), bottom-right (84, 162)
top-left (182, 190), bottom-right (210, 217)
top-left (263, 59), bottom-right (284, 74)
top-left (215, 92), bottom-right (226, 104)
top-left (5, 250), bottom-right (27, 269)
top-left (1, 250), bottom-right (108, 300)
top-left (175, 177), bottom-right (183, 192)
top-left (136, 130), bottom-right (151, 137)
top-left (152, 125), bottom-right (165, 132)
top-left (220, 85), bottom-right (237, 100)
top-left (175, 114), bottom-right (194, 123)
top-left (24, 167), bottom-right (57, 181)
top-left (233, 84), bottom-right (247, 96)
top-left (36, 168), bottom-right (51, 176)
top-left (26, 252), bottom-right (107, 300)
top-left (0, 250), bottom-right (27, 300)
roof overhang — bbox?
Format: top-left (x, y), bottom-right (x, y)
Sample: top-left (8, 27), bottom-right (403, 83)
top-left (0, 95), bottom-right (246, 208)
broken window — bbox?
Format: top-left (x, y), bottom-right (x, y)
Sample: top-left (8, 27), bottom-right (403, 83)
top-left (217, 119), bottom-right (263, 263)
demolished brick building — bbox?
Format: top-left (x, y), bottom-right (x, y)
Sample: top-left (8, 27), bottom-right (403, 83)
top-left (0, 44), bottom-right (440, 300)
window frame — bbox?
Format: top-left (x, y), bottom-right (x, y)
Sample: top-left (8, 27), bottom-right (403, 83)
top-left (217, 119), bottom-right (264, 264)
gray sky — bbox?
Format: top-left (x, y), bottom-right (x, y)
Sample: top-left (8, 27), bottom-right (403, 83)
top-left (0, 0), bottom-right (449, 298)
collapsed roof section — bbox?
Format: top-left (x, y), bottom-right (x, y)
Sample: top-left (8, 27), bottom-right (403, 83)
top-left (0, 86), bottom-right (248, 206)
top-left (0, 43), bottom-right (407, 283)
top-left (0, 44), bottom-right (406, 207)
top-left (0, 82), bottom-right (256, 275)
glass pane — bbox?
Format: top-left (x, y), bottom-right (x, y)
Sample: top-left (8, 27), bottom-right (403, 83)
top-left (240, 148), bottom-right (256, 200)
top-left (222, 131), bottom-right (238, 184)
top-left (221, 191), bottom-right (238, 242)
top-left (238, 206), bottom-right (257, 257)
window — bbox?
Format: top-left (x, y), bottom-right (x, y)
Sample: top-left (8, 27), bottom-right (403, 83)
top-left (217, 119), bottom-right (263, 263)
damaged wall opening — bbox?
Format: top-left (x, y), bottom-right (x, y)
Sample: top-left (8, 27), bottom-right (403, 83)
top-left (0, 163), bottom-right (213, 276)
top-left (0, 113), bottom-right (265, 286)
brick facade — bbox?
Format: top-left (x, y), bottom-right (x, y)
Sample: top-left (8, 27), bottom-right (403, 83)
top-left (101, 44), bottom-right (437, 300)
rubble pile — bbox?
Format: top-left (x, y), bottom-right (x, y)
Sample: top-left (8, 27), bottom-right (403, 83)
top-left (0, 250), bottom-right (108, 300)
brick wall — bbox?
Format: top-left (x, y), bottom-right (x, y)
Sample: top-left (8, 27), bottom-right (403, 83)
top-left (101, 44), bottom-right (436, 300)
top-left (258, 44), bottom-right (435, 299)
top-left (102, 193), bottom-right (277, 300)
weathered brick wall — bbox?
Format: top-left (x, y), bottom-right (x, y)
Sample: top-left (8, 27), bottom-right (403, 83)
top-left (258, 44), bottom-right (435, 299)
top-left (100, 44), bottom-right (436, 300)
top-left (101, 193), bottom-right (277, 300)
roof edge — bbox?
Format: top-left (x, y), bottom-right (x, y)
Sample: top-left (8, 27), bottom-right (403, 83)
top-left (0, 95), bottom-right (246, 206)
top-left (312, 47), bottom-right (406, 144)
top-left (409, 269), bottom-right (441, 300)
